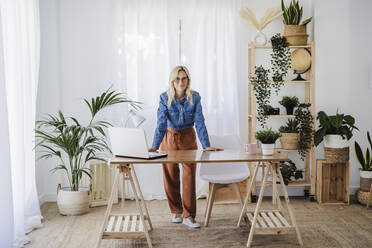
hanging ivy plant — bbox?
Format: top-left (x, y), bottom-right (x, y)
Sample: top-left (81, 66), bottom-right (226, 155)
top-left (251, 66), bottom-right (271, 127)
top-left (270, 33), bottom-right (291, 94)
top-left (294, 103), bottom-right (313, 160)
top-left (250, 34), bottom-right (291, 127)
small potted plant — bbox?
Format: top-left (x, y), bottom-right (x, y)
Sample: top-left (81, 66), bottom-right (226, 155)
top-left (354, 132), bottom-right (372, 192)
top-left (255, 128), bottom-right (281, 155)
top-left (314, 111), bottom-right (358, 162)
top-left (36, 89), bottom-right (140, 215)
top-left (263, 104), bottom-right (280, 115)
top-left (279, 96), bottom-right (299, 115)
top-left (280, 160), bottom-right (303, 185)
top-left (281, 0), bottom-right (312, 45)
top-left (279, 119), bottom-right (299, 150)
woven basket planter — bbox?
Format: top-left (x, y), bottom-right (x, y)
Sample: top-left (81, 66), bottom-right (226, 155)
top-left (360, 171), bottom-right (372, 192)
top-left (283, 25), bottom-right (308, 45)
top-left (324, 147), bottom-right (349, 163)
top-left (356, 188), bottom-right (372, 206)
top-left (280, 133), bottom-right (299, 150)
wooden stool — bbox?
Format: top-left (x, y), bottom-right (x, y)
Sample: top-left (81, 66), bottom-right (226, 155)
top-left (237, 162), bottom-right (303, 247)
top-left (96, 164), bottom-right (153, 247)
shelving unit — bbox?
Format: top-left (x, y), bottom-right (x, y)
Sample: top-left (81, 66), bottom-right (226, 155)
top-left (248, 42), bottom-right (316, 196)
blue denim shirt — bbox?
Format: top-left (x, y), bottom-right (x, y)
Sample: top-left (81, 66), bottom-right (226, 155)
top-left (152, 91), bottom-right (211, 149)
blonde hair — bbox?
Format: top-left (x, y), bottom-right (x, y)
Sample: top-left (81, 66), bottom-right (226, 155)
top-left (167, 66), bottom-right (193, 108)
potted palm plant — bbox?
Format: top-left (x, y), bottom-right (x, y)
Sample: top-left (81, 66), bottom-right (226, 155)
top-left (279, 119), bottom-right (299, 150)
top-left (354, 131), bottom-right (372, 192)
top-left (279, 96), bottom-right (299, 115)
top-left (314, 111), bottom-right (358, 162)
top-left (255, 128), bottom-right (281, 155)
top-left (281, 0), bottom-right (312, 45)
top-left (36, 89), bottom-right (140, 215)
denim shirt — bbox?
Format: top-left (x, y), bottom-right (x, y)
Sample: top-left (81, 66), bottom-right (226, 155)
top-left (152, 91), bottom-right (211, 149)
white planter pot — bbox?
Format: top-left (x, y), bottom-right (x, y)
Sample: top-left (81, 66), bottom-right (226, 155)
top-left (57, 186), bottom-right (90, 216)
top-left (261, 143), bottom-right (275, 156)
top-left (360, 170), bottom-right (372, 178)
top-left (324, 135), bottom-right (349, 148)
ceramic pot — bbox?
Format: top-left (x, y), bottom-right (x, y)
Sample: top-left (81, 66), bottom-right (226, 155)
top-left (57, 185), bottom-right (90, 216)
top-left (261, 143), bottom-right (275, 156)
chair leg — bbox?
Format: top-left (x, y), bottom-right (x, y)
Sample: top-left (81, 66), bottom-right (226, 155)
top-left (204, 183), bottom-right (217, 227)
top-left (367, 184), bottom-right (372, 209)
top-left (232, 183), bottom-right (244, 207)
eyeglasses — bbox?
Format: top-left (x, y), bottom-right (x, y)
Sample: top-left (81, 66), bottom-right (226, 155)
top-left (175, 77), bottom-right (188, 82)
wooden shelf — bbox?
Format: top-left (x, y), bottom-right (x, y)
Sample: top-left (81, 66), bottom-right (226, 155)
top-left (102, 214), bottom-right (149, 240)
top-left (267, 80), bottom-right (311, 83)
top-left (256, 180), bottom-right (311, 187)
top-left (275, 148), bottom-right (298, 153)
top-left (250, 45), bottom-right (312, 49)
top-left (246, 210), bottom-right (296, 235)
top-left (249, 115), bottom-right (295, 119)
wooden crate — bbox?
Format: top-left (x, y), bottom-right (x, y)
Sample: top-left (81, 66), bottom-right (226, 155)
top-left (316, 159), bottom-right (349, 204)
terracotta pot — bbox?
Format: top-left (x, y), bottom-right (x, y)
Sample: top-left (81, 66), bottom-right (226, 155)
top-left (280, 133), bottom-right (299, 150)
top-left (57, 185), bottom-right (90, 216)
top-left (283, 25), bottom-right (308, 45)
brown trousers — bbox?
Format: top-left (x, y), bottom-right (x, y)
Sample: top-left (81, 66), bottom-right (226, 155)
top-left (160, 127), bottom-right (198, 218)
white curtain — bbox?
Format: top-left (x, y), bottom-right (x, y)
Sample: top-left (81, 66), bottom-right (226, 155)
top-left (112, 0), bottom-right (244, 199)
top-left (0, 0), bottom-right (42, 246)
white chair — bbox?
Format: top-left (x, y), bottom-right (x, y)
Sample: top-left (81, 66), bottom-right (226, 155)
top-left (200, 135), bottom-right (250, 227)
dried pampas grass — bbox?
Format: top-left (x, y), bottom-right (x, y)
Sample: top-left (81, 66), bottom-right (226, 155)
top-left (239, 8), bottom-right (282, 31)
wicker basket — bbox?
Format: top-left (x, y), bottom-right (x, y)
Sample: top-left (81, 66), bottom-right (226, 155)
top-left (356, 188), bottom-right (372, 206)
top-left (283, 25), bottom-right (308, 45)
top-left (324, 147), bottom-right (349, 163)
top-left (280, 133), bottom-right (299, 150)
top-left (360, 177), bottom-right (372, 192)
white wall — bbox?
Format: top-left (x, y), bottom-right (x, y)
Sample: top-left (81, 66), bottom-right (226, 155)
top-left (37, 0), bottom-right (372, 202)
top-left (314, 0), bottom-right (372, 193)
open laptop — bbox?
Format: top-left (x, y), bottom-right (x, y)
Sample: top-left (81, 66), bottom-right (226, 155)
top-left (108, 127), bottom-right (168, 159)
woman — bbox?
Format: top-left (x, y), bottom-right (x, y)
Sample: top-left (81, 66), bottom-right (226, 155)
top-left (149, 65), bottom-right (222, 228)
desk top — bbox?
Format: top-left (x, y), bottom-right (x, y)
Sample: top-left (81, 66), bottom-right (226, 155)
top-left (109, 149), bottom-right (290, 165)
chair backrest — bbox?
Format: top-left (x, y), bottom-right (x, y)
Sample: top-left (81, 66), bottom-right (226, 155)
top-left (200, 135), bottom-right (249, 180)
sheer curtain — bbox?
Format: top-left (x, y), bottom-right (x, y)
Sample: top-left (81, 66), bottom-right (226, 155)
top-left (112, 0), bottom-right (244, 199)
top-left (0, 0), bottom-right (42, 246)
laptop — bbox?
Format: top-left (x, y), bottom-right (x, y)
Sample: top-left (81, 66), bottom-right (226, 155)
top-left (108, 127), bottom-right (168, 159)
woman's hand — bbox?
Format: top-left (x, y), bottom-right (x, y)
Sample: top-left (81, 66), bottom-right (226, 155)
top-left (204, 147), bottom-right (224, 151)
top-left (148, 147), bottom-right (158, 152)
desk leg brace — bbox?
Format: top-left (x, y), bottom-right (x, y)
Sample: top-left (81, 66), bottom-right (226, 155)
top-left (95, 164), bottom-right (153, 248)
top-left (238, 162), bottom-right (303, 248)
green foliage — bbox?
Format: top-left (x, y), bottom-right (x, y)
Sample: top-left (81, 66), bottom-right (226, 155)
top-left (251, 34), bottom-right (290, 128)
top-left (279, 119), bottom-right (299, 133)
top-left (35, 88), bottom-right (141, 191)
top-left (270, 34), bottom-right (291, 94)
top-left (251, 66), bottom-right (271, 127)
top-left (295, 103), bottom-right (313, 160)
top-left (314, 111), bottom-right (358, 146)
top-left (281, 0), bottom-right (313, 25)
top-left (280, 160), bottom-right (303, 185)
top-left (279, 96), bottom-right (299, 108)
top-left (255, 128), bottom-right (281, 144)
top-left (354, 131), bottom-right (372, 171)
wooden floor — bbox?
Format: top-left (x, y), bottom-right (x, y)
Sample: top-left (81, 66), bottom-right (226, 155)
top-left (26, 198), bottom-right (372, 248)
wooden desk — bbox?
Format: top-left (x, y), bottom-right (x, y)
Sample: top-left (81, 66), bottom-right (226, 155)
top-left (96, 150), bottom-right (302, 248)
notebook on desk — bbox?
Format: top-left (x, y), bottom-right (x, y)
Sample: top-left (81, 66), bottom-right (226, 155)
top-left (108, 127), bottom-right (167, 159)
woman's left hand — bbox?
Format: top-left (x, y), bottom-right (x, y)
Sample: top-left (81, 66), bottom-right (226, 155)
top-left (204, 147), bottom-right (224, 151)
